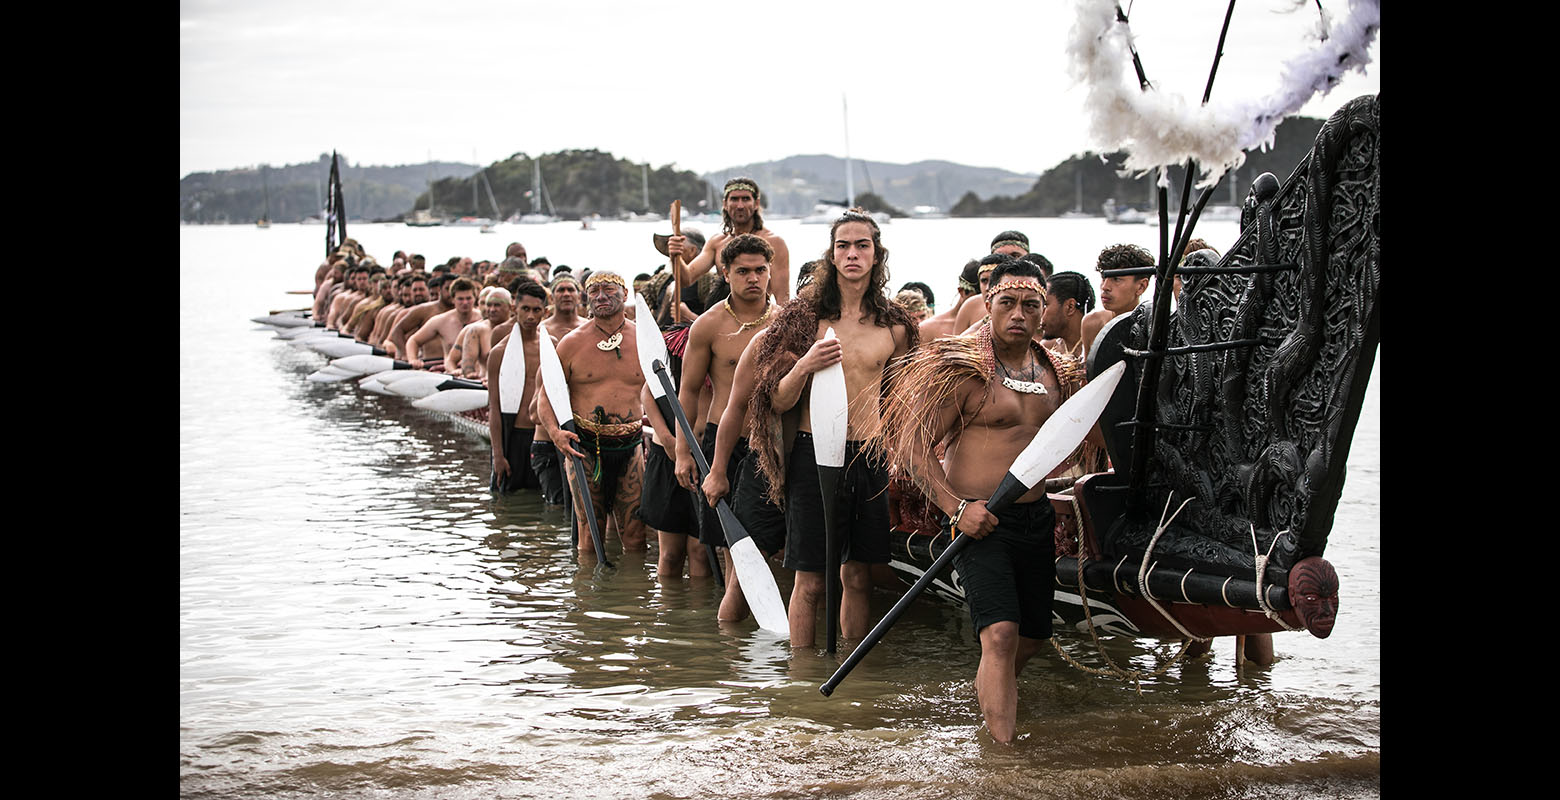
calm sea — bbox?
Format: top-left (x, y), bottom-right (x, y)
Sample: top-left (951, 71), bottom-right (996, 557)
top-left (180, 218), bottom-right (1379, 799)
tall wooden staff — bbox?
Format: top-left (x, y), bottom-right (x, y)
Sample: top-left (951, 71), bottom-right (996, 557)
top-left (670, 200), bottom-right (683, 324)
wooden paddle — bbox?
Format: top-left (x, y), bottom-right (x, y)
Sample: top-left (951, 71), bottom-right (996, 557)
top-left (820, 361), bottom-right (1127, 696)
top-left (670, 200), bottom-right (683, 325)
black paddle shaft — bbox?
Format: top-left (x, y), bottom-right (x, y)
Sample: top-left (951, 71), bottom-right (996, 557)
top-left (820, 472), bottom-right (1031, 696)
top-left (817, 463), bottom-right (844, 654)
top-left (561, 419), bottom-right (612, 568)
top-left (650, 358), bottom-right (764, 582)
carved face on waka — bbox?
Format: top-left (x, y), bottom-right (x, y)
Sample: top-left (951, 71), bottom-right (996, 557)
top-left (1288, 557), bottom-right (1340, 638)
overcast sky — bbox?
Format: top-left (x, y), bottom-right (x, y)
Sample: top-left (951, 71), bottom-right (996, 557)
top-left (179, 0), bottom-right (1379, 178)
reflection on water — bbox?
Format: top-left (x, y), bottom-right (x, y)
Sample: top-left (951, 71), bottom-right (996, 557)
top-left (182, 222), bottom-right (1378, 799)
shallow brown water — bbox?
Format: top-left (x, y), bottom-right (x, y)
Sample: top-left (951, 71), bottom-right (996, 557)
top-left (181, 222), bottom-right (1379, 799)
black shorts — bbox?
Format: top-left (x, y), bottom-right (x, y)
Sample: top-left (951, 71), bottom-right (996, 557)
top-left (782, 432), bottom-right (891, 572)
top-left (731, 440), bottom-right (786, 556)
top-left (491, 414), bottom-right (541, 494)
top-left (944, 498), bottom-right (1056, 640)
top-left (637, 440), bottom-right (696, 535)
top-left (694, 424), bottom-right (746, 548)
top-left (529, 439), bottom-right (569, 507)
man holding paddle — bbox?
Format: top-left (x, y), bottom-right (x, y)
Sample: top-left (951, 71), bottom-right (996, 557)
top-left (747, 209), bottom-right (917, 648)
top-left (664, 177), bottom-right (792, 307)
top-left (872, 259), bottom-right (1103, 743)
top-left (535, 270), bottom-right (649, 557)
top-left (673, 233), bottom-right (780, 621)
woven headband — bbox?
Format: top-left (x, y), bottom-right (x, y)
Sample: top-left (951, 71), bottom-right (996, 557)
top-left (990, 239), bottom-right (1027, 253)
top-left (984, 277), bottom-right (1047, 302)
top-left (724, 180), bottom-right (759, 198)
top-left (583, 272), bottom-right (627, 292)
top-left (959, 278), bottom-right (978, 293)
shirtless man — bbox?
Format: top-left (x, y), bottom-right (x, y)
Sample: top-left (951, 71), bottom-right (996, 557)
top-left (536, 271), bottom-right (649, 556)
top-left (1038, 271), bottom-right (1096, 357)
top-left (1080, 243), bottom-right (1153, 358)
top-left (345, 273), bottom-right (394, 341)
top-left (453, 287), bottom-right (513, 379)
top-left (746, 209), bottom-right (917, 647)
top-left (673, 234), bottom-right (782, 619)
top-left (375, 275), bottom-right (430, 348)
top-left (920, 260), bottom-right (982, 341)
top-left (405, 277), bottom-right (481, 371)
top-left (487, 281), bottom-right (550, 494)
top-left (543, 274), bottom-right (585, 340)
top-left (954, 253), bottom-right (1018, 335)
top-left (389, 274), bottom-right (455, 361)
top-left (872, 258), bottom-right (1096, 743)
top-left (368, 276), bottom-right (418, 347)
top-left (951, 232), bottom-right (1032, 334)
top-left (665, 177), bottom-right (792, 307)
top-left (325, 265), bottom-right (371, 329)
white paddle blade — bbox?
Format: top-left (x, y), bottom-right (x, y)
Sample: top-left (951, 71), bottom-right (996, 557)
top-left (360, 380), bottom-right (392, 395)
top-left (1011, 361), bottom-right (1127, 488)
top-left (306, 368), bottom-right (357, 383)
top-left (809, 327), bottom-right (848, 468)
top-left (309, 339), bottom-right (373, 358)
top-left (384, 372), bottom-right (451, 398)
top-left (729, 537), bottom-right (789, 635)
top-left (412, 388), bottom-right (490, 413)
top-left (497, 330), bottom-right (528, 414)
top-left (255, 314), bottom-right (315, 327)
top-left (361, 370), bottom-right (396, 385)
top-left (537, 331), bottom-right (574, 422)
top-left (329, 354), bottom-right (393, 376)
top-left (373, 370), bottom-right (429, 385)
top-left (278, 326), bottom-right (332, 339)
top-left (632, 293), bottom-right (670, 399)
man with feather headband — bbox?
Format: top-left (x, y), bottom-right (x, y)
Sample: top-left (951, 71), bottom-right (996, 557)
top-left (866, 258), bottom-right (1101, 743)
top-left (745, 208), bottom-right (917, 648)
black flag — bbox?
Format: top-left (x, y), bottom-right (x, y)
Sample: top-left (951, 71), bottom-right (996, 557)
top-left (325, 151), bottom-right (347, 257)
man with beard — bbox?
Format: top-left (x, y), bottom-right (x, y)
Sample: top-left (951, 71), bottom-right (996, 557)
top-left (487, 280), bottom-right (551, 494)
top-left (364, 276), bottom-right (411, 346)
top-left (665, 177), bottom-right (792, 307)
top-left (452, 287), bottom-right (513, 379)
top-left (325, 264), bottom-right (372, 329)
top-left (374, 274), bottom-right (431, 348)
top-left (345, 273), bottom-right (395, 341)
top-left (389, 273), bottom-right (455, 361)
top-left (1081, 243), bottom-right (1153, 358)
top-left (405, 277), bottom-right (482, 371)
top-left (673, 234), bottom-right (781, 618)
top-left (536, 271), bottom-right (649, 558)
top-left (870, 259), bottom-right (1098, 743)
top-left (747, 209), bottom-right (917, 647)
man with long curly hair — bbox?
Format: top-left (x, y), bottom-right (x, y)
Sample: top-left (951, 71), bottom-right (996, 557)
top-left (665, 177), bottom-right (793, 306)
top-left (746, 209), bottom-right (917, 647)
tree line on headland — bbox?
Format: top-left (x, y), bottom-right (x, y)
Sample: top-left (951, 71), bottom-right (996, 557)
top-left (178, 115), bottom-right (1322, 224)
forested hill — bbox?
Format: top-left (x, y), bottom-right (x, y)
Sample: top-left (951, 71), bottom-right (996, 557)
top-left (179, 114), bottom-right (1329, 224)
top-left (949, 116), bottom-right (1327, 217)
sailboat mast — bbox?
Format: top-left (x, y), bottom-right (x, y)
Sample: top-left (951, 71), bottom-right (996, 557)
top-left (842, 94), bottom-right (854, 207)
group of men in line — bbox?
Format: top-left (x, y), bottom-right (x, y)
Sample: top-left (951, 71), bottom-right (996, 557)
top-left (304, 175), bottom-right (1259, 743)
